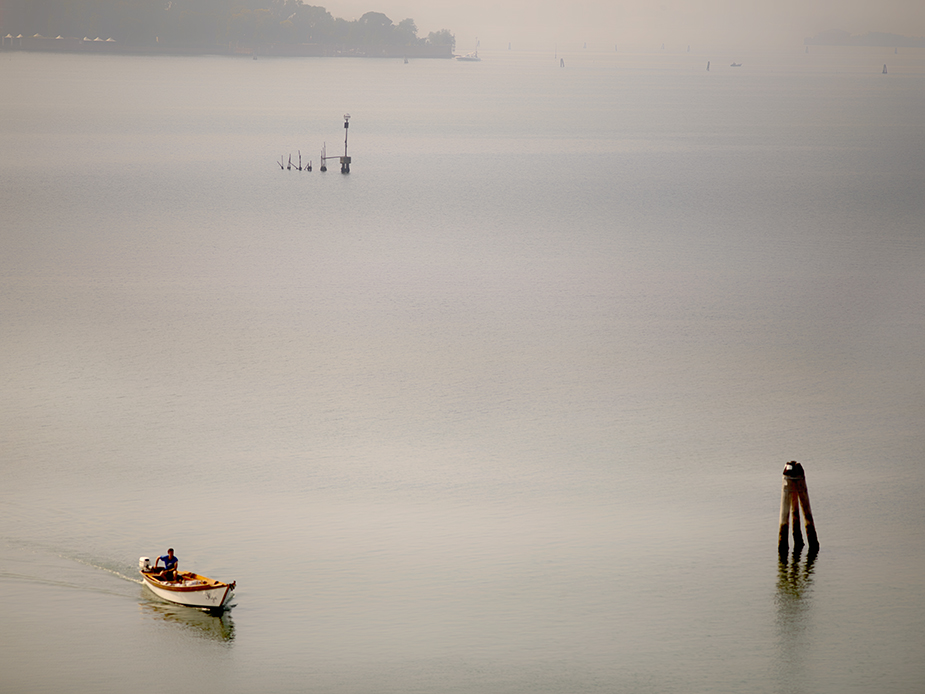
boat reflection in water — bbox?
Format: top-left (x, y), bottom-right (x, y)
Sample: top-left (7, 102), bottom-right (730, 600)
top-left (139, 598), bottom-right (236, 643)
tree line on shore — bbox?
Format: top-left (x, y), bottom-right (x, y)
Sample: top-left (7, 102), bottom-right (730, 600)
top-left (2, 0), bottom-right (455, 50)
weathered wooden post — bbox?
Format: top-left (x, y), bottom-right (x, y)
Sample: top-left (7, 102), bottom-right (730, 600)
top-left (778, 461), bottom-right (819, 554)
top-left (790, 480), bottom-right (804, 550)
top-left (793, 467), bottom-right (819, 552)
top-left (778, 467), bottom-right (794, 553)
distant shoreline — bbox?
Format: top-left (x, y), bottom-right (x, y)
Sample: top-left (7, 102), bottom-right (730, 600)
top-left (0, 36), bottom-right (454, 59)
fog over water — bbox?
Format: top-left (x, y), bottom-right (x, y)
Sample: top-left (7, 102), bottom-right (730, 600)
top-left (2, 36), bottom-right (925, 694)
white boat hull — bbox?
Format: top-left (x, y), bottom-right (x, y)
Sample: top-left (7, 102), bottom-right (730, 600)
top-left (141, 571), bottom-right (235, 611)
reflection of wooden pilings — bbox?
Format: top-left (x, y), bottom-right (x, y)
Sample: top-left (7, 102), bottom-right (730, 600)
top-left (778, 461), bottom-right (819, 554)
top-left (777, 543), bottom-right (817, 599)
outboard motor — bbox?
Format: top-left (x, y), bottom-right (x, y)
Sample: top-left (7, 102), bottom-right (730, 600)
top-left (139, 557), bottom-right (151, 572)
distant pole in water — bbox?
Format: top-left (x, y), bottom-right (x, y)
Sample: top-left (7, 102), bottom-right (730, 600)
top-left (883, 64), bottom-right (888, 74)
top-left (706, 61), bottom-right (710, 71)
top-left (778, 461), bottom-right (819, 555)
top-left (560, 58), bottom-right (565, 68)
top-left (340, 114), bottom-right (351, 174)
top-left (805, 45), bottom-right (809, 53)
top-left (687, 45), bottom-right (690, 52)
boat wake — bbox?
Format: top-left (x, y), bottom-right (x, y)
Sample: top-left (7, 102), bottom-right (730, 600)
top-left (0, 568), bottom-right (142, 597)
top-left (4, 537), bottom-right (145, 586)
top-left (68, 554), bottom-right (144, 585)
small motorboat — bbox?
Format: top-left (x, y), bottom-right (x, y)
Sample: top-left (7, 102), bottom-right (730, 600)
top-left (730, 62), bottom-right (742, 67)
top-left (456, 50), bottom-right (480, 62)
top-left (139, 557), bottom-right (235, 611)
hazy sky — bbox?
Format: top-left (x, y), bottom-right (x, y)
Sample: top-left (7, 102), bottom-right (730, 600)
top-left (329, 0), bottom-right (925, 51)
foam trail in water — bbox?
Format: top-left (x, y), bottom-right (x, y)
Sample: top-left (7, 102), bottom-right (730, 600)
top-left (67, 554), bottom-right (144, 585)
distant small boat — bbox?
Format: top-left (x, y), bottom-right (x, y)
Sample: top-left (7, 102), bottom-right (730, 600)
top-left (139, 557), bottom-right (235, 612)
top-left (730, 62), bottom-right (742, 67)
top-left (456, 50), bottom-right (480, 62)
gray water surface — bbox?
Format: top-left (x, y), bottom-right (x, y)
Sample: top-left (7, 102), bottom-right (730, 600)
top-left (2, 48), bottom-right (924, 694)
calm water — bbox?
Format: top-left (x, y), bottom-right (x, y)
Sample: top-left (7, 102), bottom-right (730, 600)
top-left (2, 47), bottom-right (924, 693)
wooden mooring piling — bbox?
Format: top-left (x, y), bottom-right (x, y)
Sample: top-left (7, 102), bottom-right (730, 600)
top-left (778, 461), bottom-right (819, 554)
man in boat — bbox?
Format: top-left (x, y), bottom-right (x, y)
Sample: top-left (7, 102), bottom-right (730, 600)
top-left (153, 548), bottom-right (179, 581)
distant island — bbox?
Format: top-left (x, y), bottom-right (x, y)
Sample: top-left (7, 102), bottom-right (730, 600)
top-left (804, 30), bottom-right (925, 47)
top-left (0, 0), bottom-right (456, 58)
